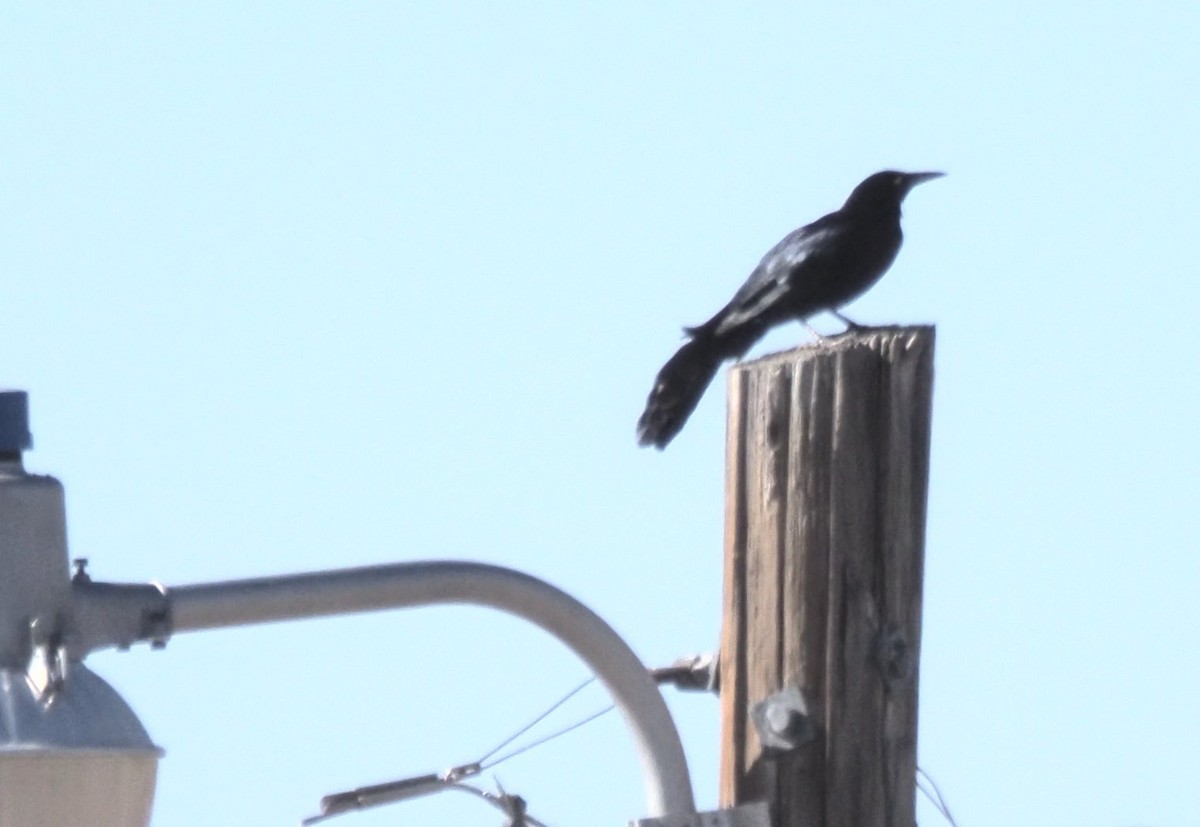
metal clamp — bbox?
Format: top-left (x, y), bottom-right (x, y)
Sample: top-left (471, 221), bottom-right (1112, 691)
top-left (302, 761), bottom-right (547, 826)
top-left (27, 614), bottom-right (68, 699)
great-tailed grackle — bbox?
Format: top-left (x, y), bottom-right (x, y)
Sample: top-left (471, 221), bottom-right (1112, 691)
top-left (637, 170), bottom-right (942, 449)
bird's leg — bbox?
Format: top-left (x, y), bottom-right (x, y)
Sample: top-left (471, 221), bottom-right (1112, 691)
top-left (801, 320), bottom-right (828, 344)
top-left (832, 310), bottom-right (872, 334)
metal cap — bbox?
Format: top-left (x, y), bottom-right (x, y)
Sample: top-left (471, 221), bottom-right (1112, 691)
top-left (0, 391), bottom-right (32, 452)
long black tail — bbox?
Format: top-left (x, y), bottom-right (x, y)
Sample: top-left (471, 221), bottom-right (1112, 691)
top-left (636, 335), bottom-right (725, 449)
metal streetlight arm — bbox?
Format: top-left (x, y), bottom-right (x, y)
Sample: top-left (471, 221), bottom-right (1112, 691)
top-left (71, 560), bottom-right (697, 820)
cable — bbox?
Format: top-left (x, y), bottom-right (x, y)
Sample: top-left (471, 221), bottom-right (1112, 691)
top-left (307, 678), bottom-right (616, 825)
top-left (481, 703), bottom-right (615, 770)
top-left (916, 766), bottom-right (959, 827)
top-left (475, 676), bottom-right (598, 767)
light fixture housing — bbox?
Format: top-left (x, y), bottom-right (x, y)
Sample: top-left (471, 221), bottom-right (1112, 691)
top-left (0, 664), bottom-right (161, 827)
top-left (0, 390), bottom-right (161, 827)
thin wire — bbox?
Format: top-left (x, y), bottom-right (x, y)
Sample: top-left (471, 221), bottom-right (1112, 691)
top-left (917, 766), bottom-right (959, 827)
top-left (475, 676), bottom-right (597, 766)
top-left (306, 680), bottom-right (613, 825)
top-left (917, 766), bottom-right (953, 819)
top-left (481, 704), bottom-right (616, 770)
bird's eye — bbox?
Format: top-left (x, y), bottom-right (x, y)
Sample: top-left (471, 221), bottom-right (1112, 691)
top-left (893, 175), bottom-right (904, 187)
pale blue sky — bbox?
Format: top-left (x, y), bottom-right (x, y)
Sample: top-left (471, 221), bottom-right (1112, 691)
top-left (3, 4), bottom-right (1199, 826)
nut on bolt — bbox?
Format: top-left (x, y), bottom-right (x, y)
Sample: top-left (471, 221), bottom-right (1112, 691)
top-left (751, 686), bottom-right (816, 752)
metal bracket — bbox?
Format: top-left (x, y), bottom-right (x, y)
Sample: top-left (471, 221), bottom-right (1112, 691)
top-left (751, 687), bottom-right (816, 752)
top-left (651, 652), bottom-right (719, 694)
top-left (27, 614), bottom-right (68, 700)
top-left (630, 801), bottom-right (770, 827)
top-left (67, 578), bottom-right (172, 657)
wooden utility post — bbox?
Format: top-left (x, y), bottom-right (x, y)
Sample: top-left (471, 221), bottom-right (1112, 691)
top-left (719, 325), bottom-right (935, 827)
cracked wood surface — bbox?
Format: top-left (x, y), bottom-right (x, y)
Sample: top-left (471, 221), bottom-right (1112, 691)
top-left (719, 326), bottom-right (934, 827)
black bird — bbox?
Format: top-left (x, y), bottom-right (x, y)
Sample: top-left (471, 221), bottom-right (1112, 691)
top-left (637, 170), bottom-right (942, 449)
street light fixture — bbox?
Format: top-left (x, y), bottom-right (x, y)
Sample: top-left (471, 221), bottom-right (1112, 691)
top-left (0, 391), bottom-right (161, 827)
top-left (0, 390), bottom-right (724, 826)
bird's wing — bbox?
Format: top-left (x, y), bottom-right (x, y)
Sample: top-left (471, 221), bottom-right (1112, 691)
top-left (711, 220), bottom-right (842, 336)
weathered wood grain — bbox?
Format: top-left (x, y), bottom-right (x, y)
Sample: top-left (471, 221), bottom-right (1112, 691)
top-left (719, 325), bottom-right (935, 827)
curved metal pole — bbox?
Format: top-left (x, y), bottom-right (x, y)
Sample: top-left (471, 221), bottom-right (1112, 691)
top-left (165, 561), bottom-right (696, 818)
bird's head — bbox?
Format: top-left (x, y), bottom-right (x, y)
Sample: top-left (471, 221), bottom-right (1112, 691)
top-left (844, 170), bottom-right (944, 211)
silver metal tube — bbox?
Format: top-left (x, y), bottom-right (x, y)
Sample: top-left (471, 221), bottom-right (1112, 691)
top-left (167, 561), bottom-right (696, 818)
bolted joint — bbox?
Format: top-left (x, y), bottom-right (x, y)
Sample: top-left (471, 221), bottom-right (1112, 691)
top-left (68, 579), bottom-right (172, 657)
top-left (72, 557), bottom-right (91, 583)
top-left (751, 687), bottom-right (816, 753)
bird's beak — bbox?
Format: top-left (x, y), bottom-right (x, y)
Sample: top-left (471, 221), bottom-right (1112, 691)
top-left (905, 171), bottom-right (945, 189)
